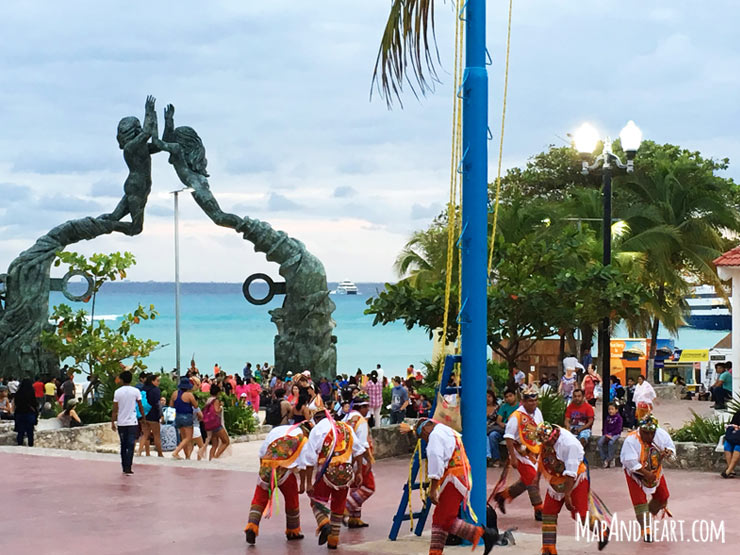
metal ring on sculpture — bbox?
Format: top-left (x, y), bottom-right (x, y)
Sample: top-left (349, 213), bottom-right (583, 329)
top-left (242, 273), bottom-right (277, 305)
top-left (61, 271), bottom-right (94, 302)
top-left (0, 273), bottom-right (7, 306)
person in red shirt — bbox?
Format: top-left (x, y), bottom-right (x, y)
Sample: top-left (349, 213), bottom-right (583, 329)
top-left (32, 377), bottom-right (45, 409)
top-left (564, 388), bottom-right (594, 447)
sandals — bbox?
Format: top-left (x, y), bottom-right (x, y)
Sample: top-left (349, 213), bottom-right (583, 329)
top-left (720, 470), bottom-right (734, 479)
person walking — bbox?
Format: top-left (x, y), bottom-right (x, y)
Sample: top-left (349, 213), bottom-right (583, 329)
top-left (203, 384), bottom-right (230, 460)
top-left (111, 370), bottom-right (145, 475)
top-left (389, 377), bottom-right (409, 425)
top-left (365, 370), bottom-right (383, 427)
top-left (633, 375), bottom-right (657, 420)
top-left (14, 379), bottom-right (39, 446)
top-left (170, 376), bottom-right (199, 460)
top-left (143, 373), bottom-right (164, 457)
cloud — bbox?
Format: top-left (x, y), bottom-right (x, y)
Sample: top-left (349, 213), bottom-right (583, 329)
top-left (333, 186), bottom-right (357, 198)
top-left (90, 179), bottom-right (122, 197)
top-left (0, 183), bottom-right (31, 202)
top-left (267, 193), bottom-right (302, 212)
top-left (36, 194), bottom-right (105, 213)
top-left (146, 204), bottom-right (172, 217)
top-left (410, 202), bottom-right (443, 220)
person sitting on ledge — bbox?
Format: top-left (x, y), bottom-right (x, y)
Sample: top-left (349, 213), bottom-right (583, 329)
top-left (564, 389), bottom-right (594, 448)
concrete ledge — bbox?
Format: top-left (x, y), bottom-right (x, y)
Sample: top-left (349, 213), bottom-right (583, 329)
top-left (371, 424), bottom-right (416, 459)
top-left (654, 383), bottom-right (681, 400)
top-left (582, 435), bottom-right (726, 472)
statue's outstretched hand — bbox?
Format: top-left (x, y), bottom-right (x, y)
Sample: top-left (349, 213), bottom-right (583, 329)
top-left (145, 95), bottom-right (156, 113)
top-left (165, 104), bottom-right (175, 120)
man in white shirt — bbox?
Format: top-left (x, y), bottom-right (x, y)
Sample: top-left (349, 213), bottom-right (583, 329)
top-left (536, 424), bottom-right (608, 554)
top-left (111, 370), bottom-right (145, 475)
top-left (245, 422), bottom-right (311, 545)
top-left (411, 418), bottom-right (499, 555)
top-left (493, 388), bottom-right (544, 520)
top-left (620, 415), bottom-right (675, 542)
top-left (303, 411), bottom-right (367, 550)
top-left (343, 393), bottom-right (374, 528)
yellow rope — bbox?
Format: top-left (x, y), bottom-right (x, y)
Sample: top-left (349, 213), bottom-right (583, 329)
top-left (487, 0), bottom-right (514, 275)
top-left (439, 9), bottom-right (465, 381)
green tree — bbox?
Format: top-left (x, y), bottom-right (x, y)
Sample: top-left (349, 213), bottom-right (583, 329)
top-left (41, 251), bottom-right (159, 402)
top-left (367, 224), bottom-right (644, 369)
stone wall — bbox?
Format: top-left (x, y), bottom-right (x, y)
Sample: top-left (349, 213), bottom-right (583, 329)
top-left (367, 423), bottom-right (727, 472)
top-left (654, 383), bottom-right (681, 400)
top-left (371, 424), bottom-right (416, 459)
top-left (0, 422), bottom-right (117, 450)
top-left (582, 436), bottom-right (727, 472)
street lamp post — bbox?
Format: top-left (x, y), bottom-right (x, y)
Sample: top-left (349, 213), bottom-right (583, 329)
top-left (573, 121), bottom-right (642, 430)
top-left (171, 187), bottom-right (192, 376)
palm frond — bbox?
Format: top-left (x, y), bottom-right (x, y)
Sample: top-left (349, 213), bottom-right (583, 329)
top-left (371, 0), bottom-right (441, 108)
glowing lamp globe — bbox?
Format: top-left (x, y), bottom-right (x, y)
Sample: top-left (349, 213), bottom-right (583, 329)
top-left (619, 120), bottom-right (642, 154)
top-left (573, 123), bottom-right (599, 155)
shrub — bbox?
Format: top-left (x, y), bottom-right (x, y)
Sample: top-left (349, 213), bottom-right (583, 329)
top-left (223, 401), bottom-right (258, 435)
top-left (670, 410), bottom-right (727, 444)
top-left (487, 360), bottom-right (509, 395)
top-left (538, 389), bottom-right (566, 426)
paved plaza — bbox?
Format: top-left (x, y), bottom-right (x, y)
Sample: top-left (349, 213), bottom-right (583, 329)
top-left (2, 442), bottom-right (736, 555)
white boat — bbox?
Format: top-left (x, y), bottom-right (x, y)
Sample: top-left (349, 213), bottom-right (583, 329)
top-left (335, 280), bottom-right (359, 295)
top-left (685, 285), bottom-right (731, 330)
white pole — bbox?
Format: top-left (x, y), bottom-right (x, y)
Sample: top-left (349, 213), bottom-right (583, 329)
top-left (732, 270), bottom-right (740, 401)
top-left (174, 190), bottom-right (182, 376)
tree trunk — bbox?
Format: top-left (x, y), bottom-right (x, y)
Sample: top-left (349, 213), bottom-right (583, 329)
top-left (558, 333), bottom-right (566, 376)
top-left (647, 315), bottom-right (660, 383)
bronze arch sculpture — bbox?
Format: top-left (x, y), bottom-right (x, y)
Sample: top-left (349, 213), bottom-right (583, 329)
top-left (0, 97), bottom-right (337, 379)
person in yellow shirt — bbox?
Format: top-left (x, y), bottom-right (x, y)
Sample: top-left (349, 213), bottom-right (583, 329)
top-left (44, 380), bottom-right (57, 405)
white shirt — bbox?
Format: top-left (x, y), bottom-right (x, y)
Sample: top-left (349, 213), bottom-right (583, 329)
top-left (113, 385), bottom-right (141, 427)
top-left (426, 423), bottom-right (458, 480)
top-left (551, 428), bottom-right (584, 479)
top-left (504, 405), bottom-right (544, 468)
top-left (540, 383), bottom-right (552, 395)
top-left (375, 367), bottom-right (385, 383)
top-left (633, 381), bottom-right (657, 405)
top-left (259, 424), bottom-right (306, 469)
top-left (7, 380), bottom-right (19, 394)
top-left (514, 371), bottom-right (526, 386)
top-left (302, 417), bottom-right (366, 467)
top-left (344, 411), bottom-right (370, 450)
top-left (620, 428), bottom-right (675, 494)
top-left (562, 357), bottom-right (585, 372)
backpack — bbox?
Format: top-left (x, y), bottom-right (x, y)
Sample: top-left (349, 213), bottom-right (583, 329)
top-left (202, 400), bottom-right (221, 431)
top-left (265, 401), bottom-right (283, 426)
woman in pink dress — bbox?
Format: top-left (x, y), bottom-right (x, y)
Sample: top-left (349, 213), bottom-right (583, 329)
top-left (245, 377), bottom-right (262, 412)
top-left (234, 375), bottom-right (248, 400)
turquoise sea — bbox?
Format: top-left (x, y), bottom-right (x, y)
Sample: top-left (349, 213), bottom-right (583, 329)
top-left (50, 281), bottom-right (729, 376)
top-left (50, 282), bottom-right (434, 376)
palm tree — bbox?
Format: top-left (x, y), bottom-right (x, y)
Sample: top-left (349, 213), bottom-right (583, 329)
top-left (393, 222), bottom-right (451, 286)
top-left (372, 0), bottom-right (440, 107)
top-left (617, 152), bottom-right (740, 367)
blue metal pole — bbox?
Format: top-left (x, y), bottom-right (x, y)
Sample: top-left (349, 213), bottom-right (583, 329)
top-left (461, 0), bottom-right (488, 524)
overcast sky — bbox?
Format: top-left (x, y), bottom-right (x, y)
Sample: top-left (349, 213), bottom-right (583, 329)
top-left (1, 1), bottom-right (738, 283)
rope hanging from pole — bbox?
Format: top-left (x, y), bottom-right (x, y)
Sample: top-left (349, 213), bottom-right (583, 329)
top-left (439, 8), bottom-right (465, 382)
top-left (487, 0), bottom-right (514, 275)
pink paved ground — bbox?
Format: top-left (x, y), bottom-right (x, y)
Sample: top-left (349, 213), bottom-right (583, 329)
top-left (3, 451), bottom-right (736, 554)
